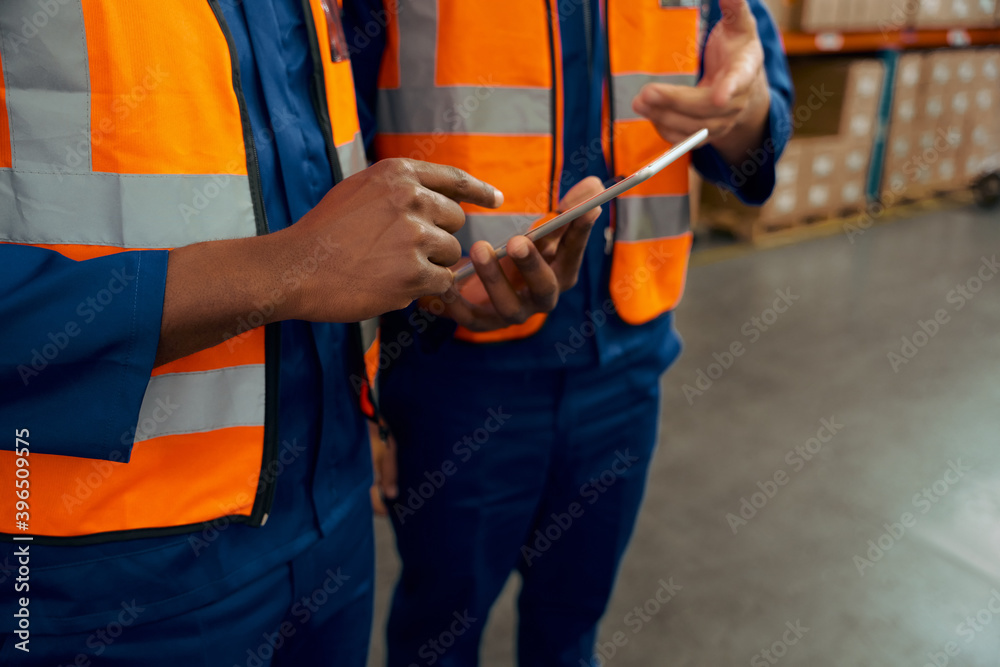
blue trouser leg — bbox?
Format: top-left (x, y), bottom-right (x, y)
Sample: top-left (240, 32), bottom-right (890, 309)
top-left (0, 562), bottom-right (293, 667)
top-left (0, 508), bottom-right (375, 666)
top-left (272, 504), bottom-right (375, 667)
top-left (516, 359), bottom-right (661, 667)
top-left (380, 353), bottom-right (663, 667)
top-left (381, 367), bottom-right (561, 667)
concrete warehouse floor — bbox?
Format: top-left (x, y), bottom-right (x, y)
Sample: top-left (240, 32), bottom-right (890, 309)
top-left (367, 203), bottom-right (1000, 667)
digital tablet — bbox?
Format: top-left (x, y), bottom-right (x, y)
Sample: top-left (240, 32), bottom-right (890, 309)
top-left (452, 128), bottom-right (708, 282)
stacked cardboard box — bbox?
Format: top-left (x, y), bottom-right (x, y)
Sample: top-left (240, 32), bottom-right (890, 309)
top-left (700, 58), bottom-right (886, 239)
top-left (912, 0), bottom-right (999, 28)
top-left (790, 59), bottom-right (885, 219)
top-left (763, 0), bottom-right (999, 32)
top-left (961, 50), bottom-right (1000, 178)
top-left (881, 48), bottom-right (1000, 200)
top-left (793, 1), bottom-right (907, 33)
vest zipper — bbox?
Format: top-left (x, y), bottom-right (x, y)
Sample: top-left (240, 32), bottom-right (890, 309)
top-left (544, 0), bottom-right (558, 212)
top-left (582, 0), bottom-right (594, 82)
top-left (300, 0), bottom-right (346, 185)
top-left (209, 0), bottom-right (281, 528)
top-left (603, 0), bottom-right (617, 255)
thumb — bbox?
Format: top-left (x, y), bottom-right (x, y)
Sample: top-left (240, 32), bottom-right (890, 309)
top-left (717, 0), bottom-right (754, 34)
top-left (711, 48), bottom-right (760, 107)
top-left (713, 75), bottom-right (735, 108)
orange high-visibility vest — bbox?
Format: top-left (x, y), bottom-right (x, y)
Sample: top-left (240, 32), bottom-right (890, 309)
top-left (375, 0), bottom-right (699, 340)
top-left (0, 1), bottom-right (365, 543)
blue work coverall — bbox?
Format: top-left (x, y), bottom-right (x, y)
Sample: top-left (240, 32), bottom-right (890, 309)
top-left (0, 3), bottom-right (374, 664)
top-left (346, 1), bottom-right (794, 665)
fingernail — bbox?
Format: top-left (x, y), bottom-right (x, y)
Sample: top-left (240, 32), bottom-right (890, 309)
top-left (644, 86), bottom-right (662, 104)
top-left (509, 238), bottom-right (530, 260)
top-left (385, 485), bottom-right (398, 499)
top-left (493, 188), bottom-right (504, 207)
top-left (472, 243), bottom-right (492, 264)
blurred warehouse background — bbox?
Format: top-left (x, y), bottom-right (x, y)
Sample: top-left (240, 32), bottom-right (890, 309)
top-left (369, 1), bottom-right (1000, 665)
top-left (697, 0), bottom-right (1000, 241)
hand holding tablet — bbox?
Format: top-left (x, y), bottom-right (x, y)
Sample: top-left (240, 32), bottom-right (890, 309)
top-left (452, 128), bottom-right (709, 282)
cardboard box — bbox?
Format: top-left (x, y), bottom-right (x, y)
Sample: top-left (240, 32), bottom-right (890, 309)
top-left (792, 137), bottom-right (874, 216)
top-left (892, 89), bottom-right (921, 128)
top-left (837, 177), bottom-right (867, 209)
top-left (913, 0), bottom-right (996, 27)
top-left (759, 0), bottom-right (793, 31)
top-left (796, 1), bottom-right (840, 32)
top-left (922, 91), bottom-right (948, 123)
top-left (700, 139), bottom-right (808, 236)
top-left (971, 87), bottom-right (997, 118)
top-left (844, 142), bottom-right (873, 177)
top-left (980, 49), bottom-right (1000, 87)
top-left (953, 51), bottom-right (979, 89)
top-left (763, 139), bottom-right (807, 222)
top-left (896, 54), bottom-right (926, 93)
top-left (790, 58), bottom-right (886, 140)
top-left (926, 51), bottom-right (956, 89)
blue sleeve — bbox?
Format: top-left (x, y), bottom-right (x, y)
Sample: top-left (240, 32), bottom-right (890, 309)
top-left (0, 245), bottom-right (168, 462)
top-left (692, 0), bottom-right (794, 205)
top-left (344, 0), bottom-right (388, 155)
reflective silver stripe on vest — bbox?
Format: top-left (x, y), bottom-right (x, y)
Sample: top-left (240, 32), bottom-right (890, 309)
top-left (0, 2), bottom-right (259, 248)
top-left (0, 6), bottom-right (267, 456)
top-left (377, 1), bottom-right (550, 136)
top-left (133, 365), bottom-right (266, 443)
top-left (615, 195), bottom-right (690, 241)
top-left (379, 87), bottom-right (551, 135)
top-left (0, 170), bottom-right (256, 247)
top-left (612, 73), bottom-right (698, 122)
top-left (337, 131), bottom-right (368, 178)
top-left (0, 0), bottom-right (91, 173)
top-left (456, 213), bottom-right (537, 252)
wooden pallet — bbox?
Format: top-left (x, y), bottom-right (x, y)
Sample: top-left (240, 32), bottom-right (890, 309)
top-left (700, 209), bottom-right (800, 243)
top-left (693, 191), bottom-right (976, 264)
top-left (701, 205), bottom-right (866, 243)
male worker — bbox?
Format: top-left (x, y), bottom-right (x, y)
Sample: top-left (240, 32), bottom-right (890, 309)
top-left (349, 0), bottom-right (793, 665)
top-left (0, 1), bottom-right (598, 664)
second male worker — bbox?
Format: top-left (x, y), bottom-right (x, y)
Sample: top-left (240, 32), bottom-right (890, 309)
top-left (348, 0), bottom-right (794, 665)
